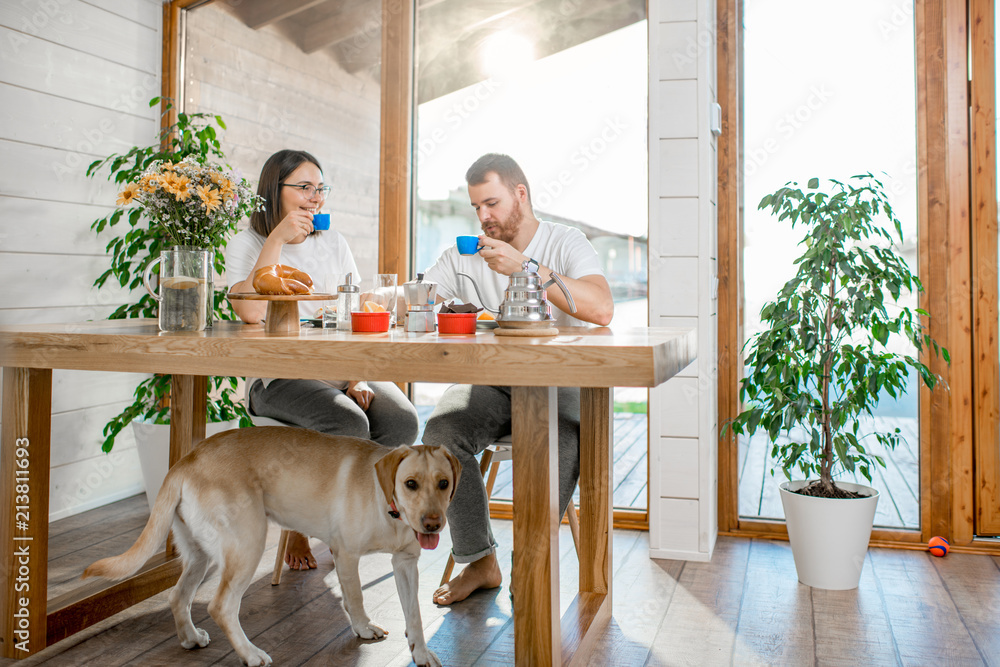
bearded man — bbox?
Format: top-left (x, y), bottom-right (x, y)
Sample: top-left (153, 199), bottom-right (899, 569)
top-left (421, 153), bottom-right (614, 605)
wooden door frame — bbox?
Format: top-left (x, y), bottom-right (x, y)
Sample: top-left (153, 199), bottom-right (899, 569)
top-left (971, 0), bottom-right (1000, 536)
top-left (717, 0), bottom-right (998, 552)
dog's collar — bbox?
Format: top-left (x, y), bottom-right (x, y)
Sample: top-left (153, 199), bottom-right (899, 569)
top-left (388, 500), bottom-right (401, 520)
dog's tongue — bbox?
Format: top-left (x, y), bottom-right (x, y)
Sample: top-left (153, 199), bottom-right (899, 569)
top-left (416, 531), bottom-right (440, 550)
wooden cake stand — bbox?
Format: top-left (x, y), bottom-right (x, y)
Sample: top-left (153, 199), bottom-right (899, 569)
top-left (227, 292), bottom-right (334, 334)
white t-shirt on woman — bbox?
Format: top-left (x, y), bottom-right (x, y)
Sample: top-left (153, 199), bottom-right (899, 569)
top-left (225, 227), bottom-right (360, 394)
top-left (225, 227), bottom-right (359, 320)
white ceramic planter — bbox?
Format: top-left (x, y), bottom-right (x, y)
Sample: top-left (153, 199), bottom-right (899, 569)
top-left (779, 480), bottom-right (879, 590)
top-left (132, 418), bottom-right (239, 511)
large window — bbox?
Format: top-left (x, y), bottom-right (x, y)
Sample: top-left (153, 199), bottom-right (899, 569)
top-left (740, 0), bottom-right (920, 529)
top-left (411, 3), bottom-right (649, 510)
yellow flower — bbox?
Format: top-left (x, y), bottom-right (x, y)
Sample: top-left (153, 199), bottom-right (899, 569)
top-left (167, 174), bottom-right (192, 200)
top-left (141, 174), bottom-right (161, 192)
top-left (197, 185), bottom-right (222, 213)
top-left (116, 182), bottom-right (140, 206)
top-left (161, 161), bottom-right (175, 171)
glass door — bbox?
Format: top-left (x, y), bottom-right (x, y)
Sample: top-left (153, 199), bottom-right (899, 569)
top-left (411, 1), bottom-right (649, 511)
top-left (740, 0), bottom-right (921, 529)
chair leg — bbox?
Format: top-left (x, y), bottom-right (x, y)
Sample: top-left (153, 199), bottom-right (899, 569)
top-left (440, 451), bottom-right (497, 587)
top-left (272, 529), bottom-right (290, 586)
top-left (565, 499), bottom-right (580, 555)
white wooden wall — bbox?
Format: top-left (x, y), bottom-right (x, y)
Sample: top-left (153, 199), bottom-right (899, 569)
top-left (647, 0), bottom-right (720, 561)
top-left (0, 0), bottom-right (164, 519)
top-left (184, 2), bottom-right (382, 287)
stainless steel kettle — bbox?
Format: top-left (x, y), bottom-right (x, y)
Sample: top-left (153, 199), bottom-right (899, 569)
top-left (497, 261), bottom-right (576, 329)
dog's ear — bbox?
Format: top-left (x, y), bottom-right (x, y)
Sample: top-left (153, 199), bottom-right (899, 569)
top-left (375, 446), bottom-right (410, 505)
top-left (441, 448), bottom-right (462, 500)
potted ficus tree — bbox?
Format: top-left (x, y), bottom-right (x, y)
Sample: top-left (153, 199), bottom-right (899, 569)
top-left (86, 97), bottom-right (259, 508)
top-left (725, 174), bottom-right (948, 590)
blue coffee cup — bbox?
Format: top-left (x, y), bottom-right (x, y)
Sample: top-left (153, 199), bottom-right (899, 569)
top-left (457, 235), bottom-right (484, 255)
top-left (312, 213), bottom-right (331, 230)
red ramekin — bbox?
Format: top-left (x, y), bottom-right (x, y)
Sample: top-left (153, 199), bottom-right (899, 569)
top-left (351, 311), bottom-right (391, 332)
top-left (437, 312), bottom-right (476, 334)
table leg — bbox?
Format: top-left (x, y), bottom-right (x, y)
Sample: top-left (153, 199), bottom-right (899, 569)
top-left (169, 375), bottom-right (207, 466)
top-left (166, 375), bottom-right (206, 556)
top-left (561, 387), bottom-right (614, 662)
top-left (1, 368), bottom-right (52, 658)
top-left (511, 386), bottom-right (560, 666)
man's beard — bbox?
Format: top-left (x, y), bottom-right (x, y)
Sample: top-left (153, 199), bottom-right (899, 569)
top-left (484, 198), bottom-right (524, 244)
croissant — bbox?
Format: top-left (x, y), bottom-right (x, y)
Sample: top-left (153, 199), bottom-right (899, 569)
top-left (252, 264), bottom-right (313, 295)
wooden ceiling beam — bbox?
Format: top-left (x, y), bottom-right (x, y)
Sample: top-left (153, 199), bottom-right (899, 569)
top-left (234, 0), bottom-right (328, 30)
top-left (301, 2), bottom-right (378, 54)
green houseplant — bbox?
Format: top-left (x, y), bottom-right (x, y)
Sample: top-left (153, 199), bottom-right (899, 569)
top-left (725, 174), bottom-right (947, 588)
top-left (86, 97), bottom-right (259, 455)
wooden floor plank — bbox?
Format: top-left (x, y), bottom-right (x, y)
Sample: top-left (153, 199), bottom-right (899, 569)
top-left (646, 537), bottom-right (750, 666)
top-left (929, 552), bottom-right (1000, 665)
top-left (811, 551), bottom-right (899, 666)
top-left (870, 548), bottom-right (985, 665)
top-left (730, 539), bottom-right (816, 666)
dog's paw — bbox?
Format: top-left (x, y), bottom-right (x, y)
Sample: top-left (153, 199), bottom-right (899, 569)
top-left (353, 621), bottom-right (387, 640)
top-left (241, 646), bottom-right (272, 666)
top-left (411, 646), bottom-right (442, 667)
top-left (180, 627), bottom-right (210, 649)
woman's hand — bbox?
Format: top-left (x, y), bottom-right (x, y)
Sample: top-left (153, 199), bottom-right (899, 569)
top-left (271, 209), bottom-right (315, 245)
top-left (347, 381), bottom-right (374, 411)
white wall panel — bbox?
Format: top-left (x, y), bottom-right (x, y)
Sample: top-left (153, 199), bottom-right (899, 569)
top-left (657, 437), bottom-right (700, 498)
top-left (0, 0), bottom-right (162, 520)
top-left (657, 139), bottom-right (700, 196)
top-left (649, 256), bottom-right (699, 316)
top-left (656, 376), bottom-right (700, 438)
top-left (655, 22), bottom-right (699, 80)
top-left (658, 80), bottom-right (699, 138)
top-left (648, 0), bottom-right (718, 561)
top-left (651, 197), bottom-right (699, 257)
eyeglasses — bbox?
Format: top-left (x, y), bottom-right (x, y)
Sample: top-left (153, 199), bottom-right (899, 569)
top-left (281, 183), bottom-right (331, 198)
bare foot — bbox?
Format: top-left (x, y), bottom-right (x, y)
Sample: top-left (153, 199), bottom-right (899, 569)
top-left (433, 553), bottom-right (502, 605)
top-left (284, 531), bottom-right (317, 570)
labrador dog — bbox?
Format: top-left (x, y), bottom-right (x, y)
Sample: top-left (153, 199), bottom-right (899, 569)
top-left (84, 426), bottom-right (460, 667)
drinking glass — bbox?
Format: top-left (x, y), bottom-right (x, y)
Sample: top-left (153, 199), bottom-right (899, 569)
top-left (372, 273), bottom-right (398, 326)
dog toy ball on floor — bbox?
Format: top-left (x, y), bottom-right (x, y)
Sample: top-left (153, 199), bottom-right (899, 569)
top-left (928, 536), bottom-right (950, 557)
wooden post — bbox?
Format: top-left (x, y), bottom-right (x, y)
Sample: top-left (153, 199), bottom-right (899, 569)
top-left (511, 386), bottom-right (560, 666)
top-left (0, 368), bottom-right (52, 658)
top-left (379, 0), bottom-right (414, 280)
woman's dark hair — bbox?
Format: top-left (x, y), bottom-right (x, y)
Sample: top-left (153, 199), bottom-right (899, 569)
top-left (465, 153), bottom-right (531, 206)
top-left (249, 149), bottom-right (323, 237)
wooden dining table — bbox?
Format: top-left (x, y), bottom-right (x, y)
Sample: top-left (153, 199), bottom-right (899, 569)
top-left (0, 319), bottom-right (696, 665)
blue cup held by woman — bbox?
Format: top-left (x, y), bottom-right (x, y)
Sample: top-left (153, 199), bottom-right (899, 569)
top-left (312, 213), bottom-right (331, 230)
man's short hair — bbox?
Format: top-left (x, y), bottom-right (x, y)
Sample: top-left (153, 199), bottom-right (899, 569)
top-left (465, 153), bottom-right (532, 205)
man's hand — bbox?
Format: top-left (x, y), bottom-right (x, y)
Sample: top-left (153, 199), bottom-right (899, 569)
top-left (477, 235), bottom-right (527, 276)
top-left (347, 381), bottom-right (374, 411)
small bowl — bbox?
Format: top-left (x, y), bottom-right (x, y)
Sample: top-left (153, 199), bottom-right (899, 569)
top-left (437, 312), bottom-right (476, 334)
top-left (351, 311), bottom-right (391, 333)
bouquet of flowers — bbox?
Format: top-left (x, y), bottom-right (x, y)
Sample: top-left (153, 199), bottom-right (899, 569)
top-left (116, 157), bottom-right (262, 248)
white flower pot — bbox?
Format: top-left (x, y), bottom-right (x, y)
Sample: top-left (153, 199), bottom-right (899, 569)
top-left (779, 480), bottom-right (879, 590)
top-left (132, 418), bottom-right (239, 511)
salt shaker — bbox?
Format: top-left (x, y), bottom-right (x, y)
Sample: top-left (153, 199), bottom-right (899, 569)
top-left (336, 272), bottom-right (360, 331)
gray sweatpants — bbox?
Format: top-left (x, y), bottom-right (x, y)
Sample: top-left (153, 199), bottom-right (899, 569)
top-left (249, 379), bottom-right (419, 448)
top-left (421, 384), bottom-right (581, 563)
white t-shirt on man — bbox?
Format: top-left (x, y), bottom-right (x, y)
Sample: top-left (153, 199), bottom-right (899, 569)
top-left (422, 220), bottom-right (605, 328)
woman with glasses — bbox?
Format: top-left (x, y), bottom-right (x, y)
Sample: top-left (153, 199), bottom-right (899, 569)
top-left (226, 149), bottom-right (419, 571)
